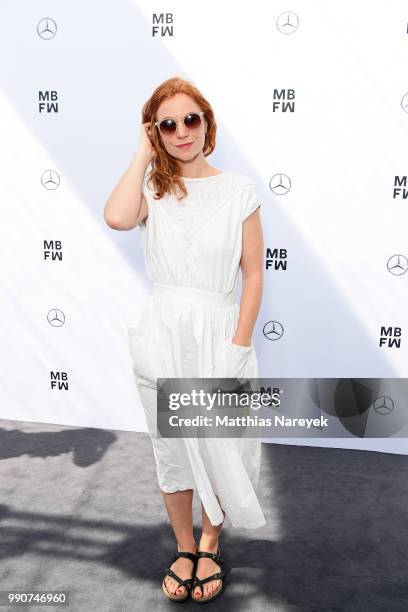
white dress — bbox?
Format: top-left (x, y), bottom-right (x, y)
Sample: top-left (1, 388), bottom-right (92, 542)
top-left (126, 171), bottom-right (266, 529)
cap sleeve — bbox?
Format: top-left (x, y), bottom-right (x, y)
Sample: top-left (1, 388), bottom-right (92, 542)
top-left (241, 183), bottom-right (261, 222)
top-left (142, 173), bottom-right (150, 198)
top-left (139, 174), bottom-right (151, 227)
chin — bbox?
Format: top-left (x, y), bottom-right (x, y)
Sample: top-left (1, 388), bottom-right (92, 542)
top-left (172, 149), bottom-right (197, 160)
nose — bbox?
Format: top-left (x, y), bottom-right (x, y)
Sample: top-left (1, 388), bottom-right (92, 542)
top-left (175, 119), bottom-right (189, 139)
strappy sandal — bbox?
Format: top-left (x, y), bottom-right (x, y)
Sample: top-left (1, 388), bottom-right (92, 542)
top-left (162, 547), bottom-right (198, 602)
top-left (191, 546), bottom-right (225, 603)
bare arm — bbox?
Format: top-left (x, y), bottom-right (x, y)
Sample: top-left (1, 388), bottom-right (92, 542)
top-left (233, 208), bottom-right (264, 347)
top-left (104, 122), bottom-right (155, 231)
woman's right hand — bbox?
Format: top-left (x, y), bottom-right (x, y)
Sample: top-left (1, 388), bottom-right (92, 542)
top-left (137, 121), bottom-right (156, 164)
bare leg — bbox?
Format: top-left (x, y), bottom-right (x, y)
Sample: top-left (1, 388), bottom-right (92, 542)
top-left (193, 497), bottom-right (226, 599)
top-left (161, 489), bottom-right (197, 596)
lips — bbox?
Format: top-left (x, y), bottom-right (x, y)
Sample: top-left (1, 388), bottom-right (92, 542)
top-left (176, 142), bottom-right (193, 149)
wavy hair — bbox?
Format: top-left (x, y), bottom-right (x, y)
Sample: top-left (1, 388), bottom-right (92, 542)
top-left (141, 76), bottom-right (217, 201)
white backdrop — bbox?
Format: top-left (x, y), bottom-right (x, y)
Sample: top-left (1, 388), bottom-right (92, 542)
top-left (1, 1), bottom-right (407, 454)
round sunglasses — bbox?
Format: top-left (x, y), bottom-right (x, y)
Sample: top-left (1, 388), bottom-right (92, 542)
top-left (154, 111), bottom-right (205, 136)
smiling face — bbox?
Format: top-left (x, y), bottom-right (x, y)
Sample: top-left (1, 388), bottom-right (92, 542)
top-left (155, 93), bottom-right (207, 161)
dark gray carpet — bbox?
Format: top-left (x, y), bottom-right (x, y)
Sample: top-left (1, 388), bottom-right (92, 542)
top-left (0, 419), bottom-right (407, 612)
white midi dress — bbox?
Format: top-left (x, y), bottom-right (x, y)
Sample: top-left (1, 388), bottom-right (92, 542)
top-left (126, 171), bottom-right (266, 529)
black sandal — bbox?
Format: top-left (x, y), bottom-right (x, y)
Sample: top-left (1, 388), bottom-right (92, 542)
top-left (191, 547), bottom-right (225, 603)
top-left (162, 548), bottom-right (198, 602)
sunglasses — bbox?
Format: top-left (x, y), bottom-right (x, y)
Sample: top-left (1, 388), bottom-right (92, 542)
top-left (154, 111), bottom-right (205, 136)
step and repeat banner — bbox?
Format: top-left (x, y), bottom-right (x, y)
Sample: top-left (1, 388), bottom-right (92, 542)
top-left (1, 1), bottom-right (407, 454)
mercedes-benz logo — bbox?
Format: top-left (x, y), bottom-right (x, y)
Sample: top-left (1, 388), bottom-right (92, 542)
top-left (269, 173), bottom-right (291, 195)
top-left (401, 93), bottom-right (408, 113)
top-left (372, 395), bottom-right (394, 415)
top-left (387, 254), bottom-right (408, 276)
top-left (263, 321), bottom-right (284, 341)
top-left (276, 11), bottom-right (299, 35)
top-left (41, 170), bottom-right (60, 190)
top-left (47, 309), bottom-right (65, 327)
top-left (37, 18), bottom-right (57, 40)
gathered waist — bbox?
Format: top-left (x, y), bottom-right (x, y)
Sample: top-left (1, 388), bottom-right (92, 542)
top-left (151, 282), bottom-right (235, 307)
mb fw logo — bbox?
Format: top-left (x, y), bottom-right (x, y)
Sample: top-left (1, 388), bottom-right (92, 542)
top-left (379, 326), bottom-right (402, 348)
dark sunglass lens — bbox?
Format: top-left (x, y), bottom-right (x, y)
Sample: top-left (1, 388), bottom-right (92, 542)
top-left (184, 113), bottom-right (202, 129)
top-left (160, 119), bottom-right (177, 134)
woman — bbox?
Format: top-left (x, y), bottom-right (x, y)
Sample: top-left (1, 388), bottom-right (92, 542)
top-left (104, 76), bottom-right (266, 603)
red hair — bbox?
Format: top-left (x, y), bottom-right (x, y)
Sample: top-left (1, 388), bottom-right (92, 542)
top-left (141, 76), bottom-right (217, 201)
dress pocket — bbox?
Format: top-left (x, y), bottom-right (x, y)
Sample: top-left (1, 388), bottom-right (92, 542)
top-left (126, 322), bottom-right (148, 357)
top-left (224, 338), bottom-right (254, 355)
top-left (213, 338), bottom-right (255, 379)
top-left (126, 323), bottom-right (156, 387)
